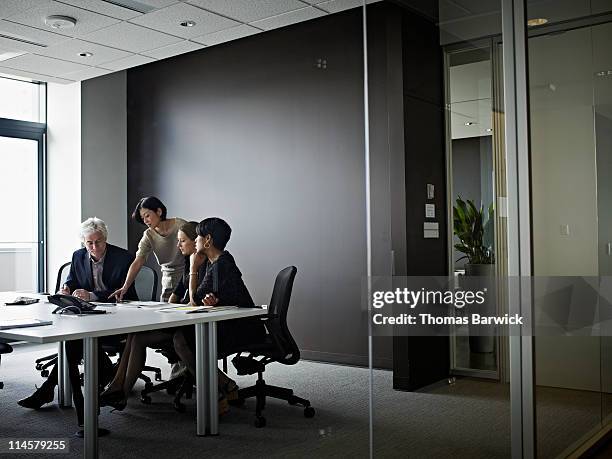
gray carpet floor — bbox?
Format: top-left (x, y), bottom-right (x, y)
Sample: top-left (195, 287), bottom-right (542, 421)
top-left (0, 343), bottom-right (605, 458)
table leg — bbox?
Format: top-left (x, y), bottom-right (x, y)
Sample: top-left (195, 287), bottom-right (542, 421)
top-left (57, 341), bottom-right (72, 408)
top-left (195, 323), bottom-right (206, 436)
top-left (206, 322), bottom-right (218, 435)
top-left (83, 337), bottom-right (98, 459)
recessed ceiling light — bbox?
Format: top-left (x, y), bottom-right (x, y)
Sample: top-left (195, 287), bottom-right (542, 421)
top-left (78, 52), bottom-right (93, 57)
top-left (45, 15), bottom-right (77, 29)
top-left (527, 18), bottom-right (548, 27)
top-left (180, 20), bottom-right (196, 27)
top-left (465, 122), bottom-right (475, 126)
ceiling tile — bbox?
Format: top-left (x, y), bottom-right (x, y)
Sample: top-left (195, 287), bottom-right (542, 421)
top-left (57, 0), bottom-right (143, 21)
top-left (98, 53), bottom-right (155, 71)
top-left (0, 46), bottom-right (26, 62)
top-left (129, 2), bottom-right (239, 38)
top-left (80, 21), bottom-right (182, 53)
top-left (192, 24), bottom-right (260, 46)
top-left (6, 1), bottom-right (121, 38)
top-left (250, 6), bottom-right (326, 30)
top-left (0, 66), bottom-right (75, 83)
top-left (62, 65), bottom-right (113, 81)
top-left (0, 0), bottom-right (54, 20)
top-left (0, 53), bottom-right (91, 76)
top-left (318, 0), bottom-right (380, 13)
top-left (137, 0), bottom-right (182, 8)
top-left (0, 20), bottom-right (70, 50)
top-left (186, 0), bottom-right (309, 23)
top-left (141, 40), bottom-right (205, 59)
top-left (34, 38), bottom-right (132, 66)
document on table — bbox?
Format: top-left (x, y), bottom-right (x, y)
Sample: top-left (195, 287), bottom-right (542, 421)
top-left (156, 305), bottom-right (239, 314)
top-left (117, 301), bottom-right (168, 309)
top-left (0, 318), bottom-right (53, 329)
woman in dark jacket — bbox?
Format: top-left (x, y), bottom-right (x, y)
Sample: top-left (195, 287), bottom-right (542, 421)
top-left (173, 217), bottom-right (265, 404)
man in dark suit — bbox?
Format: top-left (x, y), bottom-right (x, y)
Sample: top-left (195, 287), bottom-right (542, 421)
top-left (18, 217), bottom-right (138, 427)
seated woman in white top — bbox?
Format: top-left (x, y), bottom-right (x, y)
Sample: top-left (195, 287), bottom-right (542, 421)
top-left (111, 196), bottom-right (186, 302)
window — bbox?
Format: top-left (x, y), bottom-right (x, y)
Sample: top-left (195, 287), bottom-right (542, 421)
top-left (0, 76), bottom-right (46, 291)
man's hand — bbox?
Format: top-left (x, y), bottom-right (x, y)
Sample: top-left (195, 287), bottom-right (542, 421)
top-left (202, 293), bottom-right (219, 306)
top-left (110, 286), bottom-right (129, 302)
top-left (59, 284), bottom-right (70, 295)
top-left (72, 289), bottom-right (91, 301)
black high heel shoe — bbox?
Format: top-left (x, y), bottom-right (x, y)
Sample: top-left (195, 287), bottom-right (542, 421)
top-left (99, 390), bottom-right (127, 411)
top-left (17, 385), bottom-right (55, 409)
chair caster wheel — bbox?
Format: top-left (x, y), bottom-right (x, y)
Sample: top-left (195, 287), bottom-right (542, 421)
top-left (254, 416), bottom-right (266, 428)
top-left (144, 382), bottom-right (153, 390)
top-left (0, 382), bottom-right (4, 389)
top-left (304, 406), bottom-right (315, 418)
top-left (174, 401), bottom-right (185, 412)
top-left (41, 370), bottom-right (49, 378)
top-left (141, 395), bottom-right (152, 404)
top-left (36, 364), bottom-right (43, 371)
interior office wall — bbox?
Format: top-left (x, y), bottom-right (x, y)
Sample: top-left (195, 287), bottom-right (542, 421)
top-left (451, 137), bottom-right (482, 269)
top-left (125, 9), bottom-right (376, 367)
top-left (46, 82), bottom-right (81, 291)
top-left (530, 27), bottom-right (600, 391)
top-left (392, 4), bottom-right (448, 390)
top-left (81, 72), bottom-right (128, 248)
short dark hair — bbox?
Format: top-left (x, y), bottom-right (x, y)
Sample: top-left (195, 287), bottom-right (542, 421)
top-left (196, 218), bottom-right (232, 251)
top-left (132, 197), bottom-right (167, 225)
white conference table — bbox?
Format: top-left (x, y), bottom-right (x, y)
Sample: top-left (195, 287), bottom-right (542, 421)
top-left (0, 292), bottom-right (267, 459)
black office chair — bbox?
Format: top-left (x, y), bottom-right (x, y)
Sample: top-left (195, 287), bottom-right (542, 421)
top-left (0, 341), bottom-right (14, 390)
top-left (231, 266), bottom-right (314, 427)
top-left (35, 262), bottom-right (72, 376)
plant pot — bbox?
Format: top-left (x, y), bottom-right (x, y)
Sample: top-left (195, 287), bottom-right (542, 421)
top-left (464, 263), bottom-right (495, 353)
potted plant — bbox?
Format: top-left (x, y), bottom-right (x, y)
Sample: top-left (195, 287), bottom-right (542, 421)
top-left (453, 197), bottom-right (495, 353)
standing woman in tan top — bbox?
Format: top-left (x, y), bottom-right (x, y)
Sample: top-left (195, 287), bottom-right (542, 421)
top-left (111, 196), bottom-right (187, 302)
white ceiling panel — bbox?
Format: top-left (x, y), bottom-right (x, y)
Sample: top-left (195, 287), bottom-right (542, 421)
top-left (57, 0), bottom-right (143, 21)
top-left (35, 38), bottom-right (132, 66)
top-left (99, 53), bottom-right (155, 70)
top-left (6, 1), bottom-right (121, 38)
top-left (186, 0), bottom-right (309, 23)
top-left (0, 53), bottom-right (92, 76)
top-left (62, 65), bottom-right (112, 81)
top-left (251, 6), bottom-right (325, 30)
top-left (80, 21), bottom-right (181, 52)
top-left (192, 24), bottom-right (260, 46)
top-left (0, 47), bottom-right (26, 62)
top-left (0, 20), bottom-right (70, 48)
top-left (129, 2), bottom-right (239, 38)
top-left (0, 0), bottom-right (53, 20)
top-left (0, 66), bottom-right (74, 83)
top-left (142, 40), bottom-right (205, 59)
top-left (318, 0), bottom-right (380, 13)
top-left (136, 0), bottom-right (182, 8)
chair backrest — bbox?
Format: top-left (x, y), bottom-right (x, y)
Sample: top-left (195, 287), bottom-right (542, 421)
top-left (134, 265), bottom-right (158, 301)
top-left (54, 262), bottom-right (72, 293)
top-left (266, 266), bottom-right (299, 365)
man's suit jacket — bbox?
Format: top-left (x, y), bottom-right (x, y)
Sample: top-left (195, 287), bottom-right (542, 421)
top-left (65, 243), bottom-right (138, 302)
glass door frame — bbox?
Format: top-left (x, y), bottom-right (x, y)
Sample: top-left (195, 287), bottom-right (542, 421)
top-left (0, 117), bottom-right (47, 291)
top-left (444, 37), bottom-right (506, 381)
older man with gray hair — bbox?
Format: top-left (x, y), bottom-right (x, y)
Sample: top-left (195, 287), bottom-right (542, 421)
top-left (18, 217), bottom-right (137, 428)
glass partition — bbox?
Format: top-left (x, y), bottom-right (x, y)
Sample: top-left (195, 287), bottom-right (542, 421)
top-left (527, 1), bottom-right (612, 455)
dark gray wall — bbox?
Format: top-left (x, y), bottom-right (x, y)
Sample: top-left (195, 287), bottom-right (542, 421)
top-left (452, 137), bottom-right (482, 269)
top-left (126, 9), bottom-right (374, 366)
top-left (393, 3), bottom-right (449, 390)
top-left (81, 71), bottom-right (128, 248)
